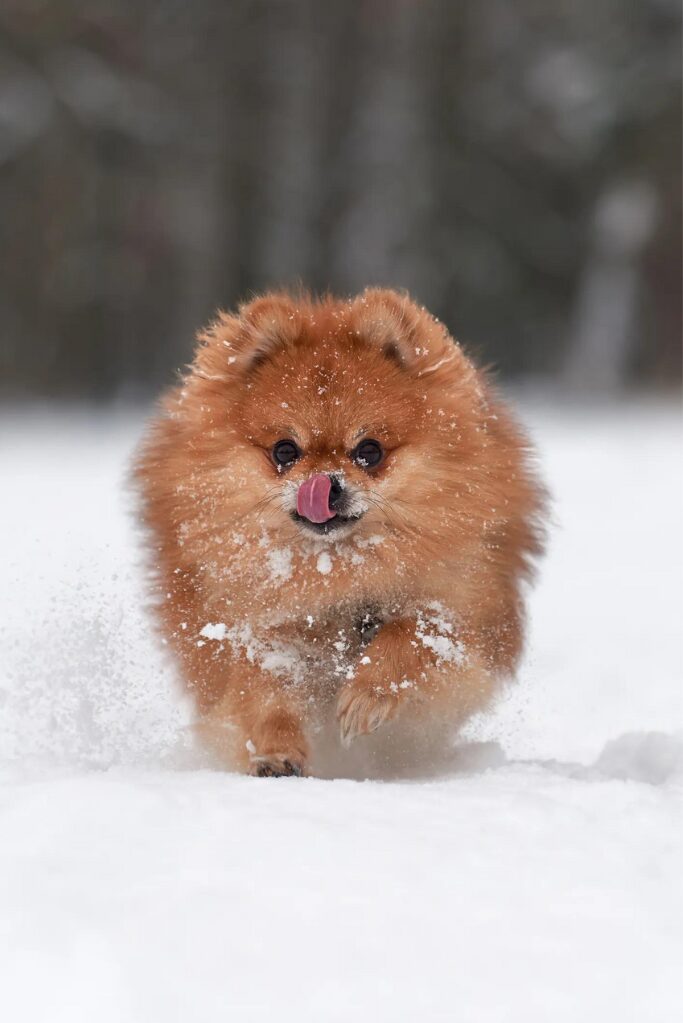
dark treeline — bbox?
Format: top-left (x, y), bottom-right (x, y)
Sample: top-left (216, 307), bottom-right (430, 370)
top-left (0, 0), bottom-right (680, 398)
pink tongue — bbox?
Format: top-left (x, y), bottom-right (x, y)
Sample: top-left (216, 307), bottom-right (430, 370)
top-left (297, 473), bottom-right (336, 523)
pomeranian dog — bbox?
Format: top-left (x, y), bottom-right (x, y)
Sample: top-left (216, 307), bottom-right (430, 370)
top-left (134, 289), bottom-right (546, 777)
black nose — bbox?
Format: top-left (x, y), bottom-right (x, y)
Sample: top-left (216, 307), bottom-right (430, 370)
top-left (328, 475), bottom-right (344, 510)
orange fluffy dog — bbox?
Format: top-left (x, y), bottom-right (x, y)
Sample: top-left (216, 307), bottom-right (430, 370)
top-left (134, 289), bottom-right (546, 777)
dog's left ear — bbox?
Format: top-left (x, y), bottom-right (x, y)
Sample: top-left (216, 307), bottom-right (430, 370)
top-left (350, 288), bottom-right (462, 377)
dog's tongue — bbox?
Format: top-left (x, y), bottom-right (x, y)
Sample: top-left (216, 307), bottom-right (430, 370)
top-left (297, 473), bottom-right (336, 523)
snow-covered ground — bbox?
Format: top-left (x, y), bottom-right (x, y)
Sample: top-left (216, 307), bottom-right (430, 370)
top-left (1, 398), bottom-right (681, 1022)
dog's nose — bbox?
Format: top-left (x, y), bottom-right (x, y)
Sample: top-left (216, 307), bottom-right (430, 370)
top-left (328, 475), bottom-right (344, 510)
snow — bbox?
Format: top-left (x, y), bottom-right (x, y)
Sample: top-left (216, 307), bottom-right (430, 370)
top-left (415, 602), bottom-right (466, 665)
top-left (266, 545), bottom-right (293, 581)
top-left (199, 622), bottom-right (228, 642)
top-left (1, 398), bottom-right (682, 1022)
top-left (316, 550), bottom-right (332, 574)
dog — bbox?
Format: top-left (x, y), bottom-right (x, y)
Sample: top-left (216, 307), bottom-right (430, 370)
top-left (134, 288), bottom-right (546, 777)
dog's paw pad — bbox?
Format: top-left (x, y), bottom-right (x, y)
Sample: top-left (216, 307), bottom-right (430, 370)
top-left (249, 754), bottom-right (305, 778)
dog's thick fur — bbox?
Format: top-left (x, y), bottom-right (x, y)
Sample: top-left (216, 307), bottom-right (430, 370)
top-left (134, 289), bottom-right (546, 776)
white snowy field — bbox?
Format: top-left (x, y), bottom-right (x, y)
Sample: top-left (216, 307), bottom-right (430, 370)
top-left (1, 398), bottom-right (682, 1023)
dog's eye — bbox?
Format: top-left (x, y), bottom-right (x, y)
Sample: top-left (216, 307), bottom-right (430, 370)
top-left (272, 439), bottom-right (300, 469)
top-left (352, 438), bottom-right (384, 470)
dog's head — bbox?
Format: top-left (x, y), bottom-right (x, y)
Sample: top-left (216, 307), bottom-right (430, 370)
top-left (147, 289), bottom-right (542, 586)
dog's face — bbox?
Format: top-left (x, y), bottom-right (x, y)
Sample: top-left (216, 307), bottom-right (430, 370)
top-left (235, 329), bottom-right (430, 542)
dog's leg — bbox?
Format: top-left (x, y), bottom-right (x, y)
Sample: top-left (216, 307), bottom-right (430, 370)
top-left (197, 662), bottom-right (309, 776)
top-left (246, 705), bottom-right (309, 777)
top-left (336, 615), bottom-right (493, 747)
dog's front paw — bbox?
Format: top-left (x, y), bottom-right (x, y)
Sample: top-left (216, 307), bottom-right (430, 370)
top-left (336, 683), bottom-right (399, 748)
top-left (248, 752), bottom-right (305, 778)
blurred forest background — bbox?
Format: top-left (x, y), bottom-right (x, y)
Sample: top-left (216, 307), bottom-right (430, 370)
top-left (0, 0), bottom-right (680, 400)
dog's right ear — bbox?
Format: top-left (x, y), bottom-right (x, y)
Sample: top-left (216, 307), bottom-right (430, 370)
top-left (193, 294), bottom-right (303, 382)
